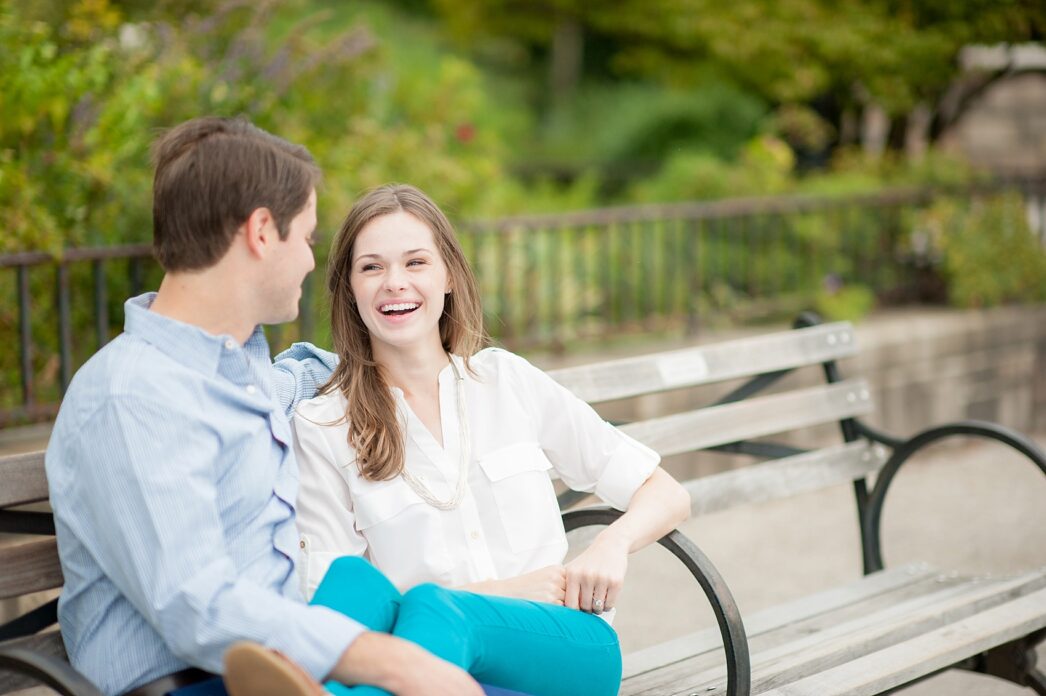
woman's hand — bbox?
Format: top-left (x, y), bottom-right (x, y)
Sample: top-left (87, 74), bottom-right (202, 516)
top-left (464, 565), bottom-right (567, 604)
top-left (564, 532), bottom-right (630, 614)
top-left (562, 467), bottom-right (690, 614)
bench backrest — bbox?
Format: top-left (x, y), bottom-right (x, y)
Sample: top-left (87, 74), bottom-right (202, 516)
top-left (0, 450), bottom-right (60, 601)
top-left (0, 320), bottom-right (882, 693)
top-left (0, 449), bottom-right (66, 694)
top-left (548, 321), bottom-right (887, 516)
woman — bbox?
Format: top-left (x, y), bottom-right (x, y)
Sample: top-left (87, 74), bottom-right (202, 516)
top-left (291, 184), bottom-right (691, 695)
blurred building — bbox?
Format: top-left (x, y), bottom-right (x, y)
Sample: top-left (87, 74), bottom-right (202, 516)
top-left (939, 43), bottom-right (1046, 177)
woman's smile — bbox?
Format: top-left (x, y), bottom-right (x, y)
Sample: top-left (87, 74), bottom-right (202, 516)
top-left (377, 300), bottom-right (423, 323)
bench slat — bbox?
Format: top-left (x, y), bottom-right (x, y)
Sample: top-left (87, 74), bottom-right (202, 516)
top-left (758, 585), bottom-right (1046, 696)
top-left (674, 568), bottom-right (1046, 695)
top-left (0, 539), bottom-right (63, 600)
top-left (0, 452), bottom-right (48, 509)
top-left (0, 631), bottom-right (66, 695)
top-left (622, 563), bottom-right (935, 681)
top-left (548, 322), bottom-right (856, 403)
top-left (620, 379), bottom-right (873, 457)
top-left (685, 440), bottom-right (889, 516)
top-left (623, 569), bottom-right (968, 694)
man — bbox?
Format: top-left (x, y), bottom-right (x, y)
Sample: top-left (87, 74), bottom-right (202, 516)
top-left (46, 116), bottom-right (483, 696)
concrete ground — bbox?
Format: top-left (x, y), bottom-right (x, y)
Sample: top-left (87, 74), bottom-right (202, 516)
top-left (596, 433), bottom-right (1046, 695)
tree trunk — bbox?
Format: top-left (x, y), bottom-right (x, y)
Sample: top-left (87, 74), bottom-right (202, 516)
top-left (550, 17), bottom-right (583, 108)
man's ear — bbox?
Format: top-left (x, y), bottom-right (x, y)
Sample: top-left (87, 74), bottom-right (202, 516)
top-left (243, 207), bottom-right (275, 259)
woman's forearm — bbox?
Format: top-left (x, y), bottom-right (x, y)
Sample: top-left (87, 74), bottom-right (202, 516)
top-left (594, 467), bottom-right (691, 553)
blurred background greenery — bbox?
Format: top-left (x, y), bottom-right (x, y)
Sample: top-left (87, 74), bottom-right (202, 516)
top-left (3, 0), bottom-right (1046, 422)
top-left (4, 0), bottom-right (1045, 251)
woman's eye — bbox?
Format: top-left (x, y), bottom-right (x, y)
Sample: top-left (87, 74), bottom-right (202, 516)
top-left (407, 259), bottom-right (426, 267)
top-left (360, 264), bottom-right (379, 272)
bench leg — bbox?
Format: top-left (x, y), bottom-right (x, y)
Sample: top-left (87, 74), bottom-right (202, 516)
top-left (964, 628), bottom-right (1046, 695)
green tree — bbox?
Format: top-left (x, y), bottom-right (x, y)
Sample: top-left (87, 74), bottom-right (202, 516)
top-left (429, 0), bottom-right (1046, 154)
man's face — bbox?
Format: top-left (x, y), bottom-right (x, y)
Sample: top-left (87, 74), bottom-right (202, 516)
top-left (261, 189), bottom-right (317, 325)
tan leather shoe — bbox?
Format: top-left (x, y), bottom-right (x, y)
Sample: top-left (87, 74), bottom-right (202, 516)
top-left (224, 642), bottom-right (326, 696)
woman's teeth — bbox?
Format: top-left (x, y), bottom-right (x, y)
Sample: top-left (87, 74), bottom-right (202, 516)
top-left (380, 303), bottom-right (419, 315)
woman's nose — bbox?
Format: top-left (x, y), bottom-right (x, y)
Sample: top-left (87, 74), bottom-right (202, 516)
top-left (383, 266), bottom-right (407, 291)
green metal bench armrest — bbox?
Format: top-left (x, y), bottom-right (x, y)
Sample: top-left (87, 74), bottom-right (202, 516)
top-left (561, 506), bottom-right (751, 696)
top-left (861, 420), bottom-right (1046, 573)
top-left (0, 645), bottom-right (104, 696)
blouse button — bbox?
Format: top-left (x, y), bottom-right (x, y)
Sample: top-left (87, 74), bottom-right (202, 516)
top-left (299, 540), bottom-right (306, 550)
top-left (469, 530), bottom-right (480, 541)
top-left (245, 384), bottom-right (257, 395)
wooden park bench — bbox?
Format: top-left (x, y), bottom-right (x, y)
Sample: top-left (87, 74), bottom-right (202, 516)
top-left (3, 315), bottom-right (1045, 695)
top-left (547, 314), bottom-right (1046, 696)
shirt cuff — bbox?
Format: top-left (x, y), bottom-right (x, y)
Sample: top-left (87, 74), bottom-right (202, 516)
top-left (594, 435), bottom-right (661, 511)
top-left (272, 604), bottom-right (365, 681)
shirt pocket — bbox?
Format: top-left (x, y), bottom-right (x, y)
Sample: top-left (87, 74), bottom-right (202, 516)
top-left (479, 442), bottom-right (567, 554)
top-left (351, 478), bottom-right (452, 589)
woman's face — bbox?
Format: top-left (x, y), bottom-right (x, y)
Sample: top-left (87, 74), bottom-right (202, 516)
top-left (349, 211), bottom-right (452, 355)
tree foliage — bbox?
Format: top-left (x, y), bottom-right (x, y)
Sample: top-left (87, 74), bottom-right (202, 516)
top-left (0, 0), bottom-right (532, 254)
top-left (431, 0), bottom-right (1046, 140)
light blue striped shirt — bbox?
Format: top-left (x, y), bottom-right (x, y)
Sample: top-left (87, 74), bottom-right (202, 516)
top-left (46, 293), bottom-right (363, 695)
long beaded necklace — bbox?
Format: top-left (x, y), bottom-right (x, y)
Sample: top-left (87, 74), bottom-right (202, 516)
top-left (399, 357), bottom-right (470, 511)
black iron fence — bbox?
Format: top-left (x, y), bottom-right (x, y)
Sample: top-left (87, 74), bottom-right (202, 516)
top-left (3, 179), bottom-right (1045, 428)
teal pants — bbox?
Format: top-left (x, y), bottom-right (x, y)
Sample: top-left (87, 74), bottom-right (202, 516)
top-left (309, 557), bottom-right (622, 696)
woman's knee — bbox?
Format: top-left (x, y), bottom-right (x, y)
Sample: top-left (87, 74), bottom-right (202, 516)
top-left (311, 556), bottom-right (402, 632)
top-left (397, 584), bottom-right (474, 635)
top-left (400, 583), bottom-right (458, 614)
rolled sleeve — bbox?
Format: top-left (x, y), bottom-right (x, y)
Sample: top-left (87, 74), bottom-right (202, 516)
top-left (592, 436), bottom-right (661, 511)
top-left (502, 350), bottom-right (662, 511)
top-left (272, 342), bottom-right (339, 415)
top-left (269, 603), bottom-right (362, 680)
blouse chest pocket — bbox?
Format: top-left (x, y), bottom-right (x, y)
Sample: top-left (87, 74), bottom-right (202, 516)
top-left (351, 478), bottom-right (452, 588)
top-left (479, 442), bottom-right (566, 554)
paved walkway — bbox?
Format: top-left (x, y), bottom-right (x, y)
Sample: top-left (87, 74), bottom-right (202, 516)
top-left (602, 433), bottom-right (1046, 694)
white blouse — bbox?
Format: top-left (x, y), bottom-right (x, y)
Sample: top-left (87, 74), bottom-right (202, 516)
top-left (291, 348), bottom-right (660, 599)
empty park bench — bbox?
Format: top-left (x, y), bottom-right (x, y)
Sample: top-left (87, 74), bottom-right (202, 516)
top-left (3, 316), bottom-right (1045, 695)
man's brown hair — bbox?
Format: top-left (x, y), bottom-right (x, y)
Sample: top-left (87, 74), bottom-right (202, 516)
top-left (151, 116), bottom-right (321, 271)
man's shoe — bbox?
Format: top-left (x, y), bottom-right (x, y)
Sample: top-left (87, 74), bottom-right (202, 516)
top-left (224, 642), bottom-right (326, 696)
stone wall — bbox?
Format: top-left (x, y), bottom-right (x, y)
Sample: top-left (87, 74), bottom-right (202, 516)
top-left (849, 305), bottom-right (1046, 437)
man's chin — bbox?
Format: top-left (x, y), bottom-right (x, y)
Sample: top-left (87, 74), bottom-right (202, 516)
top-left (264, 308), bottom-right (300, 328)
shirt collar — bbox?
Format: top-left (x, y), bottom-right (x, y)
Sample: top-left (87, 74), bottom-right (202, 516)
top-left (123, 292), bottom-right (269, 377)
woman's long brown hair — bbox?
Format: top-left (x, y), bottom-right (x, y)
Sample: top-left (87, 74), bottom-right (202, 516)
top-left (322, 184), bottom-right (486, 481)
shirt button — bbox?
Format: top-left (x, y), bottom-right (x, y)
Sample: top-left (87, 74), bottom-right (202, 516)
top-left (299, 540), bottom-right (306, 550)
top-left (224, 339), bottom-right (236, 350)
top-left (245, 384), bottom-right (257, 395)
top-left (469, 530), bottom-right (480, 541)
